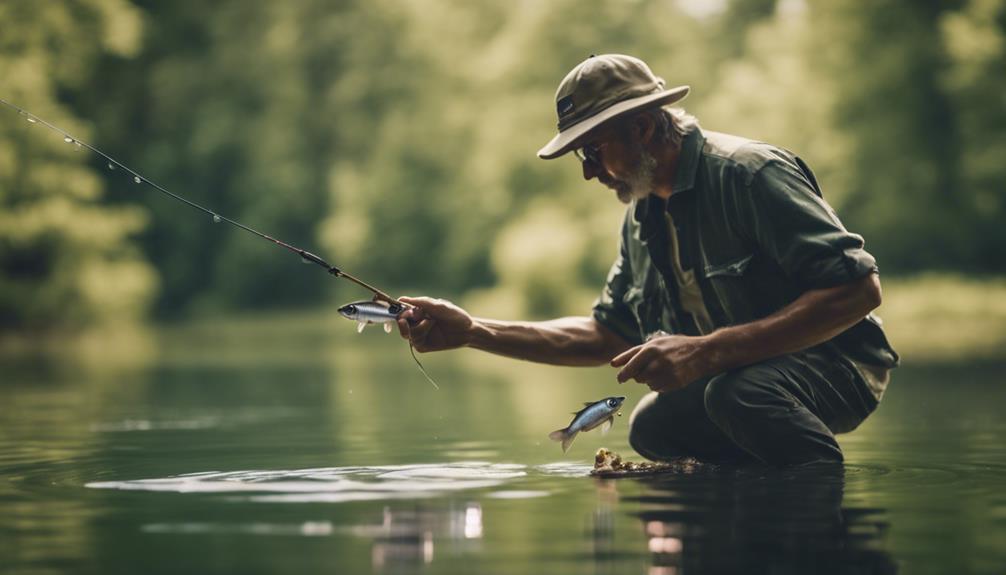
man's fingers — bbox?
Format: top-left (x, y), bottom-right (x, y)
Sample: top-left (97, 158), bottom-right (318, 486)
top-left (398, 296), bottom-right (445, 315)
top-left (396, 318), bottom-right (411, 339)
top-left (410, 318), bottom-right (435, 341)
top-left (610, 345), bottom-right (643, 367)
top-left (397, 298), bottom-right (428, 321)
top-left (616, 346), bottom-right (655, 383)
top-left (633, 363), bottom-right (658, 382)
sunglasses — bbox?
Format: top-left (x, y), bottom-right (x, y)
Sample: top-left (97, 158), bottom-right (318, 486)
top-left (573, 141), bottom-right (606, 164)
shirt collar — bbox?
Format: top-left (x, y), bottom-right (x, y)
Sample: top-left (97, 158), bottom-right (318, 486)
top-left (671, 124), bottom-right (704, 195)
top-left (631, 125), bottom-right (704, 232)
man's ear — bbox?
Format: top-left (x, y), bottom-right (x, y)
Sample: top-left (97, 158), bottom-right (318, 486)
top-left (635, 113), bottom-right (656, 146)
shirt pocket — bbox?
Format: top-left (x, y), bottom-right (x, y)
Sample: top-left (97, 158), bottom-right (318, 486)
top-left (702, 253), bottom-right (755, 325)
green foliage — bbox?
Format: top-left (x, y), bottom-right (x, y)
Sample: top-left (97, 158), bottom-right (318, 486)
top-left (3, 0), bottom-right (1006, 331)
top-left (879, 274), bottom-right (1006, 361)
top-left (0, 0), bottom-right (155, 332)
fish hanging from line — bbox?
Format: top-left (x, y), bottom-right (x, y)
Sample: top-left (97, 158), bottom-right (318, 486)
top-left (338, 300), bottom-right (406, 334)
top-left (338, 299), bottom-right (440, 390)
top-left (549, 396), bottom-right (625, 453)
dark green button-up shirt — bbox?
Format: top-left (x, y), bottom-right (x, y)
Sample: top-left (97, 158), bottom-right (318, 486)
top-left (593, 126), bottom-right (899, 380)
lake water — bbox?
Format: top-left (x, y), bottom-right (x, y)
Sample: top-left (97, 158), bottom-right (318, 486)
top-left (2, 317), bottom-right (1004, 574)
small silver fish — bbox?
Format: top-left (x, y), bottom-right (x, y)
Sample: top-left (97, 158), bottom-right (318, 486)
top-left (338, 300), bottom-right (406, 334)
top-left (549, 396), bottom-right (626, 453)
top-left (337, 299), bottom-right (440, 390)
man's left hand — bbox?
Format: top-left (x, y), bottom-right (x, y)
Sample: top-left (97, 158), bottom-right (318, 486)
top-left (610, 334), bottom-right (714, 392)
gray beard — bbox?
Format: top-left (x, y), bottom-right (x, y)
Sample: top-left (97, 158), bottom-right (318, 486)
top-left (615, 148), bottom-right (658, 205)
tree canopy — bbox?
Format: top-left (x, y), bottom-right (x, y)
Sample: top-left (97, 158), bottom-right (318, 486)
top-left (2, 0), bottom-right (1004, 332)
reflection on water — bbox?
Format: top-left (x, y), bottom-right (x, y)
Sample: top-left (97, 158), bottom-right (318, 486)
top-left (139, 503), bottom-right (486, 572)
top-left (625, 465), bottom-right (897, 575)
top-left (142, 521), bottom-right (337, 536)
top-left (140, 502), bottom-right (482, 570)
top-left (94, 462), bottom-right (906, 574)
top-left (362, 504), bottom-right (484, 571)
top-left (3, 330), bottom-right (1006, 574)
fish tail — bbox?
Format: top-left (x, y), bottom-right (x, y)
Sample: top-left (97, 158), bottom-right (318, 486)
top-left (549, 428), bottom-right (578, 453)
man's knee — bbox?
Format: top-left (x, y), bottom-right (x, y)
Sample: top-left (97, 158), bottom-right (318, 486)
top-left (703, 364), bottom-right (844, 465)
top-left (703, 365), bottom-right (791, 430)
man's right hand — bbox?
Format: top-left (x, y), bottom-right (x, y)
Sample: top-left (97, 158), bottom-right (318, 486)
top-left (396, 296), bottom-right (475, 352)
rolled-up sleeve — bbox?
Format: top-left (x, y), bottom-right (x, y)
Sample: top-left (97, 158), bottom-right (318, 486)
top-left (592, 216), bottom-right (642, 345)
top-left (741, 157), bottom-right (878, 290)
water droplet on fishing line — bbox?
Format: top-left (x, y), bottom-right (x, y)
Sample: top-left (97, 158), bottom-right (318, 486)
top-left (213, 214), bottom-right (222, 224)
top-left (107, 162), bottom-right (115, 170)
top-left (64, 136), bottom-right (73, 144)
top-left (74, 141), bottom-right (82, 151)
top-left (25, 116), bottom-right (37, 124)
top-left (301, 255), bottom-right (313, 264)
top-left (133, 176), bottom-right (142, 184)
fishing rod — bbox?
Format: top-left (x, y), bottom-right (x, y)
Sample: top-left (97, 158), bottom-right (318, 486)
top-left (0, 97), bottom-right (400, 306)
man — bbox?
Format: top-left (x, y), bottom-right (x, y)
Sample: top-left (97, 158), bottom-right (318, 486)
top-left (397, 54), bottom-right (899, 466)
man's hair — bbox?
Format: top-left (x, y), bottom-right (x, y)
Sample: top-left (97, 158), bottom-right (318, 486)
top-left (652, 107), bottom-right (699, 149)
top-left (617, 106), bottom-right (699, 149)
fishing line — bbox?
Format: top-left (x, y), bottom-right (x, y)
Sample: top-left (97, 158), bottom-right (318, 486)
top-left (409, 344), bottom-right (440, 390)
top-left (3, 97), bottom-right (442, 389)
top-left (0, 97), bottom-right (399, 305)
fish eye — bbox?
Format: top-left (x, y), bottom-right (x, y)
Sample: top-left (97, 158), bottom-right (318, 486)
top-left (346, 305), bottom-right (356, 313)
top-left (607, 398), bottom-right (617, 408)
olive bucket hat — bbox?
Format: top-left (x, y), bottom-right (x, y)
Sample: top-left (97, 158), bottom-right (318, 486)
top-left (537, 54), bottom-right (689, 160)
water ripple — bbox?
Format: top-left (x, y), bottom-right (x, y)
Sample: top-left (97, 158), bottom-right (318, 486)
top-left (86, 462), bottom-right (528, 504)
top-left (534, 462), bottom-right (595, 477)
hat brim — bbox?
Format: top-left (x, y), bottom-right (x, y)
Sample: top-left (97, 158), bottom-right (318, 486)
top-left (537, 85), bottom-right (690, 160)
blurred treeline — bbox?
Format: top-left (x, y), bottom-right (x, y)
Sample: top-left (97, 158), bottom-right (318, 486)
top-left (2, 0), bottom-right (1005, 333)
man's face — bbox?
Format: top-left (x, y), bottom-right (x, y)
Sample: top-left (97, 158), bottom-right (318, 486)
top-left (578, 126), bottom-right (656, 204)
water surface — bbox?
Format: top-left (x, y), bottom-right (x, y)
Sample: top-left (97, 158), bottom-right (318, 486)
top-left (2, 320), bottom-right (1004, 574)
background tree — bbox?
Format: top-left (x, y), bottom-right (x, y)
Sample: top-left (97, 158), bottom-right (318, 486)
top-left (3, 0), bottom-right (1005, 332)
top-left (0, 0), bottom-right (154, 332)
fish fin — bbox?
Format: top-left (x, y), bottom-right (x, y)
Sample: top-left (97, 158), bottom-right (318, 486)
top-left (383, 322), bottom-right (392, 334)
top-left (549, 428), bottom-right (577, 452)
top-left (601, 416), bottom-right (613, 435)
top-left (371, 297), bottom-right (392, 309)
top-left (356, 321), bottom-right (366, 333)
top-left (561, 431), bottom-right (578, 453)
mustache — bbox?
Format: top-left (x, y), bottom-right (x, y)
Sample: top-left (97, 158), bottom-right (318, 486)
top-left (595, 172), bottom-right (633, 204)
top-left (597, 172), bottom-right (624, 190)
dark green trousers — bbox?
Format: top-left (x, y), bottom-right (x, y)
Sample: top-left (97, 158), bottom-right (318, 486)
top-left (627, 345), bottom-right (881, 466)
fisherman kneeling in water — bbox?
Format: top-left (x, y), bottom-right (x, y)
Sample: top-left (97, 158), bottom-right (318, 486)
top-left (397, 54), bottom-right (899, 467)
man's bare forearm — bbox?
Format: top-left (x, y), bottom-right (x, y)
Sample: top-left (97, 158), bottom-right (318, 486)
top-left (704, 273), bottom-right (883, 372)
top-left (467, 316), bottom-right (632, 367)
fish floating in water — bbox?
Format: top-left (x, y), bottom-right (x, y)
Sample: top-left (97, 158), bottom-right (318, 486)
top-left (338, 300), bottom-right (406, 333)
top-left (549, 396), bottom-right (625, 453)
top-left (337, 299), bottom-right (440, 390)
